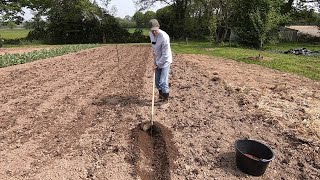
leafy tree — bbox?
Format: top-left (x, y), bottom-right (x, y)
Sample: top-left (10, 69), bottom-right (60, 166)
top-left (132, 11), bottom-right (156, 28)
top-left (0, 0), bottom-right (30, 23)
top-left (25, 0), bottom-right (130, 44)
top-left (144, 11), bottom-right (156, 26)
top-left (208, 15), bottom-right (217, 43)
top-left (116, 17), bottom-right (136, 28)
top-left (155, 6), bottom-right (175, 36)
top-left (6, 21), bottom-right (17, 29)
top-left (135, 0), bottom-right (192, 38)
top-left (290, 6), bottom-right (320, 25)
top-left (250, 5), bottom-right (280, 56)
top-left (230, 0), bottom-right (285, 48)
top-left (201, 0), bottom-right (233, 43)
top-left (133, 11), bottom-right (145, 28)
top-left (100, 13), bottom-right (131, 43)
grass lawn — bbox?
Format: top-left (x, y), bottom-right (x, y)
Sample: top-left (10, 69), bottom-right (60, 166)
top-left (172, 42), bottom-right (320, 81)
top-left (127, 28), bottom-right (149, 36)
top-left (0, 29), bottom-right (31, 39)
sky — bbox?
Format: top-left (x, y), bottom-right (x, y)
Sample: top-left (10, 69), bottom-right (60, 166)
top-left (108, 0), bottom-right (166, 18)
top-left (23, 0), bottom-right (167, 20)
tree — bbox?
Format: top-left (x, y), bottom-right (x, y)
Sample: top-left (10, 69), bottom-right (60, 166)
top-left (116, 16), bottom-right (136, 28)
top-left (156, 6), bottom-right (175, 35)
top-left (230, 0), bottom-right (285, 48)
top-left (201, 0), bottom-right (233, 43)
top-left (44, 0), bottom-right (104, 43)
top-left (208, 15), bottom-right (217, 43)
top-left (6, 21), bottom-right (17, 29)
top-left (0, 0), bottom-right (29, 24)
top-left (250, 5), bottom-right (280, 56)
top-left (290, 4), bottom-right (320, 25)
top-left (144, 11), bottom-right (156, 26)
top-left (133, 11), bottom-right (145, 28)
top-left (135, 0), bottom-right (192, 38)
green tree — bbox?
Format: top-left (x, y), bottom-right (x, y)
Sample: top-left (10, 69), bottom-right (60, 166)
top-left (6, 21), bottom-right (17, 29)
top-left (144, 11), bottom-right (156, 27)
top-left (155, 6), bottom-right (175, 36)
top-left (116, 17), bottom-right (136, 28)
top-left (208, 15), bottom-right (217, 43)
top-left (250, 5), bottom-right (281, 56)
top-left (133, 11), bottom-right (145, 28)
top-left (290, 7), bottom-right (320, 25)
top-left (136, 0), bottom-right (192, 38)
top-left (230, 0), bottom-right (285, 48)
top-left (0, 0), bottom-right (29, 23)
top-left (201, 0), bottom-right (233, 43)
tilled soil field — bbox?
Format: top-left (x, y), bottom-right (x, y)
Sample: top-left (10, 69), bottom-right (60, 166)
top-left (0, 45), bottom-right (319, 180)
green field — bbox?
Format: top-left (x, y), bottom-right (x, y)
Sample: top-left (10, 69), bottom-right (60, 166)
top-left (0, 29), bottom-right (31, 39)
top-left (172, 42), bottom-right (320, 81)
top-left (127, 28), bottom-right (149, 36)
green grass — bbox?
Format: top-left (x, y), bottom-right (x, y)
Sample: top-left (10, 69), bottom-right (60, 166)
top-left (172, 42), bottom-right (320, 81)
top-left (0, 44), bottom-right (101, 68)
top-left (127, 28), bottom-right (149, 36)
top-left (0, 29), bottom-right (31, 39)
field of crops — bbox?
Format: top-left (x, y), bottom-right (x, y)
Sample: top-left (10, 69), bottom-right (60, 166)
top-left (0, 44), bottom-right (100, 68)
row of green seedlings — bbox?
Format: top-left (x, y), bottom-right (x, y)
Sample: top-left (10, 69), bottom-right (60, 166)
top-left (0, 44), bottom-right (101, 68)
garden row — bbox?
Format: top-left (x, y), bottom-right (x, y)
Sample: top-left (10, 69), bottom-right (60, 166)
top-left (0, 44), bottom-right (101, 68)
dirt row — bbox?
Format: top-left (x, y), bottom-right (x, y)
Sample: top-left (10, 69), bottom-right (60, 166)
top-left (0, 45), bottom-right (319, 179)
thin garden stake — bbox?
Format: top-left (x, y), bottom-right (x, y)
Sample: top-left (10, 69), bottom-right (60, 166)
top-left (116, 44), bottom-right (120, 63)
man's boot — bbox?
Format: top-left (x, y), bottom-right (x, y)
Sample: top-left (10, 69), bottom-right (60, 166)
top-left (155, 90), bottom-right (164, 104)
top-left (160, 93), bottom-right (170, 109)
top-left (159, 90), bottom-right (164, 100)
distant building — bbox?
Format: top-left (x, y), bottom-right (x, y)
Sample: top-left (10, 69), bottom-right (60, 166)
top-left (280, 26), bottom-right (320, 41)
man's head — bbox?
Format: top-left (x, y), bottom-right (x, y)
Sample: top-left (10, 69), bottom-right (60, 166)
top-left (149, 19), bottom-right (160, 36)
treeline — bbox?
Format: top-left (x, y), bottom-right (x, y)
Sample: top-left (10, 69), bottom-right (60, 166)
top-left (133, 0), bottom-right (320, 48)
top-left (1, 0), bottom-right (149, 44)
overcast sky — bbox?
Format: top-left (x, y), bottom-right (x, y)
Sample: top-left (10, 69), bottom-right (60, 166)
top-left (23, 0), bottom-right (166, 20)
top-left (109, 0), bottom-right (166, 18)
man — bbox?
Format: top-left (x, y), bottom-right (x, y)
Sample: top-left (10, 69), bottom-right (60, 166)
top-left (149, 19), bottom-right (173, 108)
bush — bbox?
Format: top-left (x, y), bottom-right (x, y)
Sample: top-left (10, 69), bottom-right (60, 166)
top-left (27, 28), bottom-right (48, 42)
top-left (0, 36), bottom-right (4, 48)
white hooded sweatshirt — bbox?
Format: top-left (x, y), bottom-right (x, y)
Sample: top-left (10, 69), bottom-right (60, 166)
top-left (149, 29), bottom-right (173, 68)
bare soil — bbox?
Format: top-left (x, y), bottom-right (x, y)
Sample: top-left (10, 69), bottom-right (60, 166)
top-left (0, 45), bottom-right (319, 180)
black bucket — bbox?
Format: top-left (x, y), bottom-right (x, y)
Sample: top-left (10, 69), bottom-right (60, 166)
top-left (235, 139), bottom-right (275, 176)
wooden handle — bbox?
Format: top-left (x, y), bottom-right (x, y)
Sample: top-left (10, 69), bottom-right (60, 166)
top-left (151, 70), bottom-right (155, 126)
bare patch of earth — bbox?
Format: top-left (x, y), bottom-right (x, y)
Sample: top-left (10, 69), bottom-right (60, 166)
top-left (0, 45), bottom-right (319, 179)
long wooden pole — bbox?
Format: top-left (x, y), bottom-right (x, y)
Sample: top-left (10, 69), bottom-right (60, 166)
top-left (151, 70), bottom-right (155, 127)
